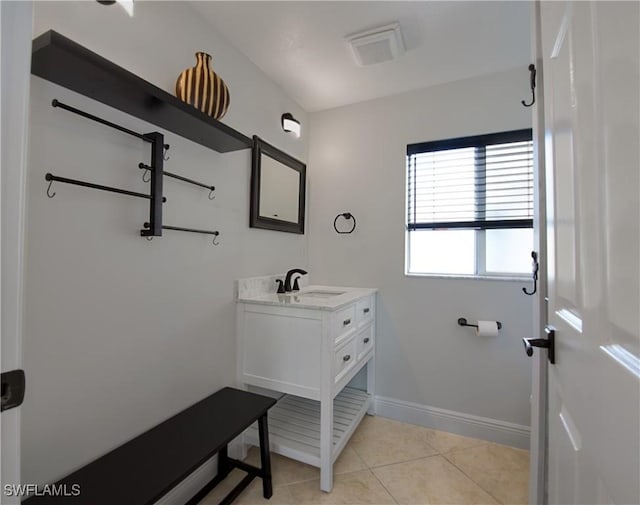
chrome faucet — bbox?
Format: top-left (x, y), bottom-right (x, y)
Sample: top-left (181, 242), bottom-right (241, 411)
top-left (284, 268), bottom-right (308, 292)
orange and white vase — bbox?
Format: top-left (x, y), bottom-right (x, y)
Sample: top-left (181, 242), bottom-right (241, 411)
top-left (175, 52), bottom-right (230, 120)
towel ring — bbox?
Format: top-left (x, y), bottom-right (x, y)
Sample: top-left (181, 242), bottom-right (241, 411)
top-left (333, 212), bottom-right (356, 234)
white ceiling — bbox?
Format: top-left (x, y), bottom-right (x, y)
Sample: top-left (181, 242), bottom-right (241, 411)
top-left (189, 1), bottom-right (531, 112)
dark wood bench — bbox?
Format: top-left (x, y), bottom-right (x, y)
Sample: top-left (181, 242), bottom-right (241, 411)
top-left (24, 387), bottom-right (276, 505)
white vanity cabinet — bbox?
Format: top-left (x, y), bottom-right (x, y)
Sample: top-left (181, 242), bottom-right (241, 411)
top-left (236, 282), bottom-right (376, 492)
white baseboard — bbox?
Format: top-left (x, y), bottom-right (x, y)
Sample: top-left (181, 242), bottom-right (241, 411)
top-left (374, 395), bottom-right (530, 450)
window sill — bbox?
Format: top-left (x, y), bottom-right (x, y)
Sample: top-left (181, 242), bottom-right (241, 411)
top-left (405, 272), bottom-right (530, 282)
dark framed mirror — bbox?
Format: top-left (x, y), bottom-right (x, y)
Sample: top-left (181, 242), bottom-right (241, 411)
top-left (250, 135), bottom-right (306, 234)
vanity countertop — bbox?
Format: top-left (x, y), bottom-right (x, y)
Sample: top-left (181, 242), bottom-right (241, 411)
top-left (237, 285), bottom-right (377, 311)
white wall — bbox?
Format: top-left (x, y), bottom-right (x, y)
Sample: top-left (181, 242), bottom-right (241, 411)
top-left (308, 68), bottom-right (534, 440)
top-left (2, 3), bottom-right (33, 502)
top-left (23, 1), bottom-right (307, 486)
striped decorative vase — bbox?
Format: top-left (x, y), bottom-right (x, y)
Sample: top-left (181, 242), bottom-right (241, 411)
top-left (175, 52), bottom-right (230, 120)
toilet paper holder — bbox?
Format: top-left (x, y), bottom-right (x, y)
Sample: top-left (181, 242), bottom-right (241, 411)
top-left (457, 318), bottom-right (502, 330)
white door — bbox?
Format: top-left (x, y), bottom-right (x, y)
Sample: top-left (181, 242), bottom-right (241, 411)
top-left (1, 2), bottom-right (33, 503)
top-left (539, 1), bottom-right (639, 504)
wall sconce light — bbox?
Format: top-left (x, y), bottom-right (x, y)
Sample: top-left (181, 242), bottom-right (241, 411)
top-left (281, 113), bottom-right (301, 138)
top-left (96, 0), bottom-right (134, 16)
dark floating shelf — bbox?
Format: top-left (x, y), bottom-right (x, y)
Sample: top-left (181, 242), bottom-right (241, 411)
top-left (31, 30), bottom-right (251, 153)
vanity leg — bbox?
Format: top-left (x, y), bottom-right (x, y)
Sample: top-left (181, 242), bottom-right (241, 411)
top-left (366, 357), bottom-right (376, 415)
top-left (319, 397), bottom-right (334, 492)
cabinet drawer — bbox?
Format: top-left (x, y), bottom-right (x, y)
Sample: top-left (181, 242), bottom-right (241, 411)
top-left (334, 337), bottom-right (357, 383)
top-left (333, 304), bottom-right (356, 345)
top-left (356, 324), bottom-right (374, 361)
top-left (356, 296), bottom-right (373, 327)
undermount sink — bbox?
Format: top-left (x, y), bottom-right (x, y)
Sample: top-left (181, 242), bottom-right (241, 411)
top-left (298, 290), bottom-right (347, 299)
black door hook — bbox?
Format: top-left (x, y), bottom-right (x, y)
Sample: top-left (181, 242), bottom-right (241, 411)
top-left (522, 251), bottom-right (539, 295)
top-left (521, 64), bottom-right (536, 107)
top-left (46, 178), bottom-right (56, 198)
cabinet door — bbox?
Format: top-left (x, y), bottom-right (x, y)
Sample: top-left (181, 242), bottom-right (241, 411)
top-left (242, 308), bottom-right (322, 398)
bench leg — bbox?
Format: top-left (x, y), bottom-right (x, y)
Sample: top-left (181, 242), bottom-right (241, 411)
top-left (219, 445), bottom-right (231, 480)
top-left (258, 414), bottom-right (273, 499)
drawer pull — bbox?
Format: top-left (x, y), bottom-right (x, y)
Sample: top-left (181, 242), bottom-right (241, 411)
top-left (363, 337), bottom-right (370, 344)
top-left (343, 354), bottom-right (351, 362)
top-left (363, 308), bottom-right (370, 314)
top-left (343, 318), bottom-right (351, 326)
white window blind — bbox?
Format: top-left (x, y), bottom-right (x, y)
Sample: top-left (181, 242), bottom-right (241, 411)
top-left (407, 129), bottom-right (534, 231)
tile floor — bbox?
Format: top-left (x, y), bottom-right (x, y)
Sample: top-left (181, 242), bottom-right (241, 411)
top-left (202, 415), bottom-right (529, 505)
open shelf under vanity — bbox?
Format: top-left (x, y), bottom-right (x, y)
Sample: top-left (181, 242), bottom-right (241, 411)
top-left (245, 388), bottom-right (371, 467)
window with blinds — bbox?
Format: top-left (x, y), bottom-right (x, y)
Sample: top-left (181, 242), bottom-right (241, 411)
top-left (405, 129), bottom-right (534, 276)
top-left (407, 129), bottom-right (534, 231)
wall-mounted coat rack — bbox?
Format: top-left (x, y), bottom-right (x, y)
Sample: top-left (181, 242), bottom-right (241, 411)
top-left (49, 99), bottom-right (165, 237)
top-left (48, 99), bottom-right (220, 244)
top-left (138, 163), bottom-right (215, 200)
top-left (45, 173), bottom-right (166, 203)
top-left (144, 223), bottom-right (220, 245)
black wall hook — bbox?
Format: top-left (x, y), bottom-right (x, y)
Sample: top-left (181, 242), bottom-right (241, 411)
top-left (333, 212), bottom-right (356, 234)
top-left (140, 164), bottom-right (152, 183)
top-left (46, 178), bottom-right (56, 198)
top-left (521, 64), bottom-right (536, 107)
top-left (522, 251), bottom-right (539, 295)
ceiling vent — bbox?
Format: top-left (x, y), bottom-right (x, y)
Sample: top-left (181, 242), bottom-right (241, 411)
top-left (347, 23), bottom-right (405, 66)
